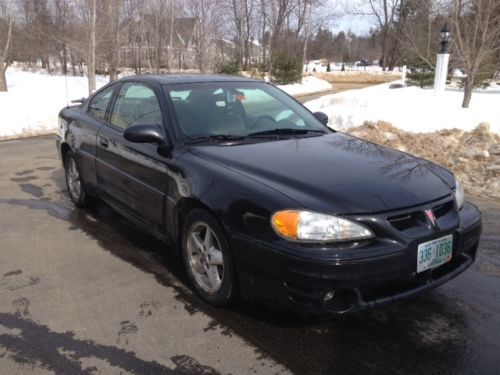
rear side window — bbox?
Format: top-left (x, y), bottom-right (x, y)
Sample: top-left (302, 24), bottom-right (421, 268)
top-left (110, 83), bottom-right (163, 130)
top-left (88, 86), bottom-right (115, 120)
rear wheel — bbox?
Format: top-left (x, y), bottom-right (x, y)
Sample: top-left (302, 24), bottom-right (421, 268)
top-left (64, 151), bottom-right (90, 207)
top-left (181, 209), bottom-right (238, 306)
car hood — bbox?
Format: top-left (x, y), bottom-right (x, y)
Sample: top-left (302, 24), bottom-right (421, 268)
top-left (189, 133), bottom-right (454, 214)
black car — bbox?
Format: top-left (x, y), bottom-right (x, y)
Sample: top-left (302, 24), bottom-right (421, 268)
top-left (56, 75), bottom-right (482, 314)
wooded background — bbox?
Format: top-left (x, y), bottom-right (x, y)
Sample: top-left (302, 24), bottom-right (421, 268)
top-left (0, 0), bottom-right (499, 107)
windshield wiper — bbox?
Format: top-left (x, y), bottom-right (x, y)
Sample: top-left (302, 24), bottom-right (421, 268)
top-left (247, 128), bottom-right (326, 138)
top-left (184, 134), bottom-right (246, 145)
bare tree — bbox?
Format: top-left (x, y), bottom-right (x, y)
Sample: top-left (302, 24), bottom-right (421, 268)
top-left (108, 0), bottom-right (123, 81)
top-left (401, 0), bottom-right (440, 69)
top-left (187, 0), bottom-right (222, 73)
top-left (300, 0), bottom-right (335, 71)
top-left (0, 0), bottom-right (13, 91)
top-left (86, 0), bottom-right (97, 95)
top-left (301, 0), bottom-right (313, 72)
top-left (450, 0), bottom-right (500, 108)
top-left (347, 0), bottom-right (404, 69)
top-left (370, 0), bottom-right (402, 69)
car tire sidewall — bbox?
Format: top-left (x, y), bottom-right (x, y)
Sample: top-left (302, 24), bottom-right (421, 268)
top-left (64, 151), bottom-right (88, 207)
top-left (181, 209), bottom-right (237, 306)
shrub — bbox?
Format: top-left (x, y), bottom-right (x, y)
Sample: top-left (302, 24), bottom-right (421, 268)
top-left (270, 49), bottom-right (302, 85)
top-left (214, 55), bottom-right (241, 76)
top-left (249, 67), bottom-right (266, 80)
top-left (406, 71), bottom-right (435, 88)
top-left (458, 63), bottom-right (496, 89)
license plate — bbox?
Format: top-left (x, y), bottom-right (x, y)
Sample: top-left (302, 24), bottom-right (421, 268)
top-left (417, 234), bottom-right (453, 273)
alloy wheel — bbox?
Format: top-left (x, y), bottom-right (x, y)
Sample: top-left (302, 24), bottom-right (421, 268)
top-left (186, 222), bottom-right (225, 294)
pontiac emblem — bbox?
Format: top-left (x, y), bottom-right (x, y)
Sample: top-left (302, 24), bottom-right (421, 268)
top-left (424, 209), bottom-right (437, 227)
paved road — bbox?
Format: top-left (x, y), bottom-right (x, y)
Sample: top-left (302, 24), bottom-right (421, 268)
top-left (295, 83), bottom-right (375, 103)
top-left (0, 136), bottom-right (499, 375)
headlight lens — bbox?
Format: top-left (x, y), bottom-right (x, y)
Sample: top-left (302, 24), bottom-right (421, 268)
top-left (454, 177), bottom-right (465, 210)
top-left (271, 210), bottom-right (374, 242)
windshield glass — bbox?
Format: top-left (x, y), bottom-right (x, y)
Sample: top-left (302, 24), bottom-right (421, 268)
top-left (165, 82), bottom-right (328, 140)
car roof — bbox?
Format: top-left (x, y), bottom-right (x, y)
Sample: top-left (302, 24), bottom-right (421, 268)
top-left (119, 74), bottom-right (263, 85)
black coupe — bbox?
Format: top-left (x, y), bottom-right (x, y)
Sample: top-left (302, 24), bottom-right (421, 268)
top-left (56, 75), bottom-right (482, 313)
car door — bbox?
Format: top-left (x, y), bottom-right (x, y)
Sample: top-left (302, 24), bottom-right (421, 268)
top-left (95, 81), bottom-right (171, 230)
top-left (72, 84), bottom-right (118, 194)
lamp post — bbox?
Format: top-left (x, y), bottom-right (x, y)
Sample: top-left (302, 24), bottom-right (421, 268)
top-left (433, 23), bottom-right (451, 96)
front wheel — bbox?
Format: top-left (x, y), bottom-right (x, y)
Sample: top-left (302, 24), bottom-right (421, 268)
top-left (64, 151), bottom-right (90, 207)
top-left (181, 209), bottom-right (238, 306)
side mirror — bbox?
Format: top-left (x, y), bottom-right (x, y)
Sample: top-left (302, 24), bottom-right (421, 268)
top-left (314, 111), bottom-right (329, 125)
top-left (124, 124), bottom-right (167, 146)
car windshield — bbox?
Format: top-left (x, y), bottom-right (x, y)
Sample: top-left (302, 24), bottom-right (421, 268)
top-left (164, 81), bottom-right (328, 142)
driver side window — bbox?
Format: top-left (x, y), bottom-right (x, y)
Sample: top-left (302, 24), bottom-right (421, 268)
top-left (111, 83), bottom-right (163, 130)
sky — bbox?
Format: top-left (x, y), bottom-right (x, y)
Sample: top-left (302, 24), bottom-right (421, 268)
top-left (331, 14), bottom-right (375, 36)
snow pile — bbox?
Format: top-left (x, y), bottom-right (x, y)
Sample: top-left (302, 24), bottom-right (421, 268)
top-left (347, 121), bottom-right (500, 199)
top-left (0, 69), bottom-right (333, 140)
top-left (278, 75), bottom-right (332, 96)
top-left (305, 82), bottom-right (500, 134)
top-left (0, 68), bottom-right (108, 139)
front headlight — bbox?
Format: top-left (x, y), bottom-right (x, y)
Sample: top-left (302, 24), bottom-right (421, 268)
top-left (454, 177), bottom-right (465, 210)
top-left (271, 210), bottom-right (374, 242)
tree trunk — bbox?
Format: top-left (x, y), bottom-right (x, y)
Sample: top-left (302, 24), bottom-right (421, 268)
top-left (109, 0), bottom-right (121, 81)
top-left (462, 77), bottom-right (473, 108)
top-left (301, 2), bottom-right (312, 78)
top-left (169, 0), bottom-right (175, 71)
top-left (70, 51), bottom-right (77, 76)
top-left (154, 13), bottom-right (160, 74)
top-left (0, 65), bottom-right (7, 92)
top-left (88, 0), bottom-right (97, 96)
top-left (243, 39), bottom-right (249, 71)
top-left (0, 16), bottom-right (13, 92)
top-left (59, 45), bottom-right (68, 75)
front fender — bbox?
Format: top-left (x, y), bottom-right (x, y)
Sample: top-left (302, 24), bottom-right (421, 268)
top-left (171, 149), bottom-right (302, 243)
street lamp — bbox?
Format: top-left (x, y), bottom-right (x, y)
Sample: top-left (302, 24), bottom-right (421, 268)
top-left (439, 23), bottom-right (451, 54)
top-left (434, 22), bottom-right (451, 96)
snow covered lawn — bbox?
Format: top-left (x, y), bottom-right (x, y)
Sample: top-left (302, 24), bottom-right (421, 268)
top-left (0, 69), bottom-right (333, 140)
top-left (305, 82), bottom-right (500, 134)
top-left (0, 68), bottom-right (108, 139)
top-left (278, 75), bottom-right (332, 96)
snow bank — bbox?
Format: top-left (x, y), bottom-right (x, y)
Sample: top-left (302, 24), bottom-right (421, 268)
top-left (305, 82), bottom-right (500, 134)
top-left (278, 75), bottom-right (332, 96)
top-left (0, 68), bottom-right (108, 139)
top-left (0, 69), bottom-right (333, 139)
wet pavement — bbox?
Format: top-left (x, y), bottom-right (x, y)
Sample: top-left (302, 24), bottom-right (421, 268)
top-left (0, 136), bottom-right (499, 374)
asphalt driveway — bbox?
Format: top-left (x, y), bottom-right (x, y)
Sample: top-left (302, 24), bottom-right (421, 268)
top-left (0, 135), bottom-right (499, 374)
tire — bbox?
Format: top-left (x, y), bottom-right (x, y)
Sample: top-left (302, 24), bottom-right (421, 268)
top-left (64, 150), bottom-right (90, 208)
top-left (181, 209), bottom-right (238, 306)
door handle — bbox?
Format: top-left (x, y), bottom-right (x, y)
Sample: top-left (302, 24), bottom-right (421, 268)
top-left (99, 137), bottom-right (109, 148)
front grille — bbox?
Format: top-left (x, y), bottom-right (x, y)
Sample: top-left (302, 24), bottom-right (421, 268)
top-left (387, 211), bottom-right (426, 231)
top-left (387, 199), bottom-right (456, 234)
top-left (432, 200), bottom-right (454, 219)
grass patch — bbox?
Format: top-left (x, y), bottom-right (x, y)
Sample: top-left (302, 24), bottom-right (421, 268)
top-left (317, 72), bottom-right (401, 84)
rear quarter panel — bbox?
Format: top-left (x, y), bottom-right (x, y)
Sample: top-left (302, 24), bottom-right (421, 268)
top-left (59, 106), bottom-right (101, 195)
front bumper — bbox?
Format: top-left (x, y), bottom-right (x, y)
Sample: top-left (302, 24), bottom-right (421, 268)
top-left (230, 200), bottom-right (482, 314)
